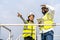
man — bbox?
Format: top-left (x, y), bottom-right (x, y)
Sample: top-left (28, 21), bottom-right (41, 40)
top-left (37, 4), bottom-right (55, 40)
top-left (17, 12), bottom-right (36, 40)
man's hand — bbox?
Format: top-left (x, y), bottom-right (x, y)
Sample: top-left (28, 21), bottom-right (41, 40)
top-left (17, 12), bottom-right (22, 17)
top-left (37, 18), bottom-right (44, 27)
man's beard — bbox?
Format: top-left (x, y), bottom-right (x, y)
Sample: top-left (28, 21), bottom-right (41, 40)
top-left (42, 11), bottom-right (47, 15)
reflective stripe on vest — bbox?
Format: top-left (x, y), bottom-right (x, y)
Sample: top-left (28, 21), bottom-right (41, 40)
top-left (23, 22), bottom-right (36, 39)
top-left (40, 12), bottom-right (54, 30)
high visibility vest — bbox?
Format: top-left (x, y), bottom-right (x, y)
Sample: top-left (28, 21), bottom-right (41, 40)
top-left (40, 12), bottom-right (54, 30)
top-left (23, 21), bottom-right (36, 40)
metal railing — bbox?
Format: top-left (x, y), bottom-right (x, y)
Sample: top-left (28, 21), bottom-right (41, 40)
top-left (0, 26), bottom-right (12, 40)
top-left (0, 23), bottom-right (60, 40)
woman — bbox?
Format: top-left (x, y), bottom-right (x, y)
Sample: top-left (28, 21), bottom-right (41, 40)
top-left (17, 12), bottom-right (36, 40)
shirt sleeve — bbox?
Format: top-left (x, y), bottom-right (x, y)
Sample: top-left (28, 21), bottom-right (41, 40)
top-left (46, 5), bottom-right (55, 12)
top-left (20, 16), bottom-right (27, 24)
top-left (46, 5), bottom-right (55, 19)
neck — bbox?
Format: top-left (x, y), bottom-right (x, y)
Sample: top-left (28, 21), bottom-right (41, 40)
top-left (27, 20), bottom-right (34, 23)
top-left (43, 11), bottom-right (48, 15)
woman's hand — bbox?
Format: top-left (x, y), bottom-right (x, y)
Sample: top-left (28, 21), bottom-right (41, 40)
top-left (17, 12), bottom-right (22, 17)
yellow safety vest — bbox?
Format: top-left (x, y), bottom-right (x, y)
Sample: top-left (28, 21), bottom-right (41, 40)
top-left (23, 21), bottom-right (36, 40)
top-left (40, 12), bottom-right (54, 30)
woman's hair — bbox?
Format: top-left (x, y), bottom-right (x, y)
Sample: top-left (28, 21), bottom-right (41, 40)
top-left (27, 15), bottom-right (34, 23)
top-left (27, 19), bottom-right (34, 23)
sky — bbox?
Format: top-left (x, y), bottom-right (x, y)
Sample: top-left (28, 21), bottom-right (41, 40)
top-left (0, 0), bottom-right (60, 40)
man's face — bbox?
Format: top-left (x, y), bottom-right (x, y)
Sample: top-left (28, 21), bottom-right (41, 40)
top-left (41, 7), bottom-right (48, 15)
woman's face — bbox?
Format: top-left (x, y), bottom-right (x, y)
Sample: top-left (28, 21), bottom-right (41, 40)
top-left (29, 15), bottom-right (34, 21)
